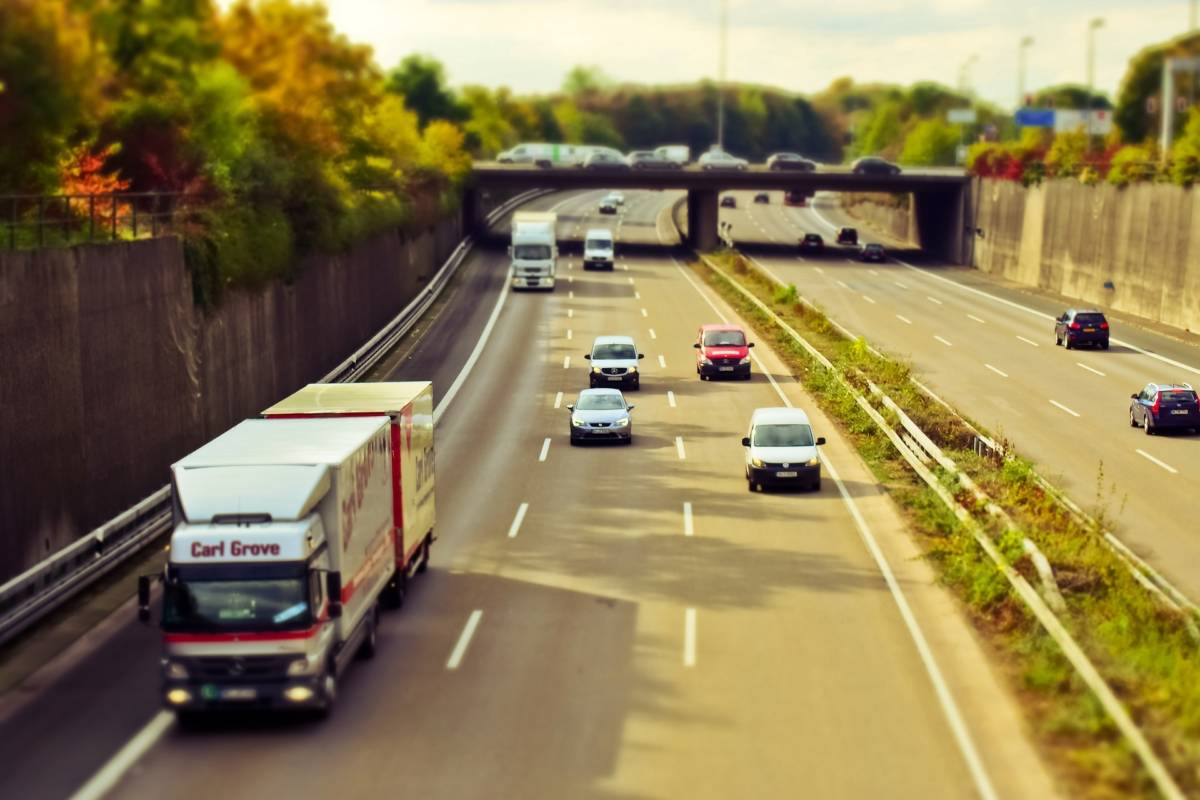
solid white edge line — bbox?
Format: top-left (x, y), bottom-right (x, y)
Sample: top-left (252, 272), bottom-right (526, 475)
top-left (675, 253), bottom-right (998, 800)
top-left (683, 502), bottom-right (694, 537)
top-left (667, 390), bottom-right (677, 408)
top-left (446, 609), bottom-right (483, 670)
top-left (984, 364), bottom-right (1009, 378)
top-left (675, 436), bottom-right (686, 460)
top-left (1135, 449), bottom-right (1179, 474)
top-left (507, 502), bottom-right (530, 538)
top-left (433, 266), bottom-right (514, 426)
top-left (538, 438), bottom-right (551, 462)
top-left (683, 608), bottom-right (697, 667)
top-left (553, 391), bottom-right (563, 409)
top-left (1049, 399), bottom-right (1081, 418)
top-left (67, 711), bottom-right (175, 800)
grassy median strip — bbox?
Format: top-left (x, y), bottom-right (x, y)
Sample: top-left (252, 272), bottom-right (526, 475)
top-left (695, 252), bottom-right (1200, 799)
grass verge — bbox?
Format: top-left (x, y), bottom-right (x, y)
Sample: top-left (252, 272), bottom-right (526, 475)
top-left (698, 251), bottom-right (1200, 799)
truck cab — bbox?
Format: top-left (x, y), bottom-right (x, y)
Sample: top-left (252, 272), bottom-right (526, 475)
top-left (583, 228), bottom-right (615, 270)
top-left (510, 211), bottom-right (558, 290)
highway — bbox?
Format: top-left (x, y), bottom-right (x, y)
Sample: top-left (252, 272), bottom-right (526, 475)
top-left (0, 190), bottom-right (1058, 799)
top-left (718, 190), bottom-right (1200, 604)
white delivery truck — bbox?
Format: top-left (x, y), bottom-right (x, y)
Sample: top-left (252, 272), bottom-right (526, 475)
top-left (497, 142), bottom-right (588, 167)
top-left (655, 145), bottom-right (691, 166)
top-left (140, 399), bottom-right (432, 719)
top-left (510, 210), bottom-right (558, 290)
top-left (583, 228), bottom-right (615, 271)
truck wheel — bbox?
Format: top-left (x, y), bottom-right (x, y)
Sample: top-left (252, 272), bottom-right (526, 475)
top-left (417, 537), bottom-right (431, 574)
top-left (317, 669), bottom-right (337, 719)
top-left (357, 606), bottom-right (378, 660)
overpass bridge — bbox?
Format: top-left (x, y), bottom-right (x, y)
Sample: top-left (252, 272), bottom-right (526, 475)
top-left (465, 163), bottom-right (971, 260)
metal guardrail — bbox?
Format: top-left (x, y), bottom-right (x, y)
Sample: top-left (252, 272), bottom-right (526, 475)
top-left (0, 188), bottom-right (550, 648)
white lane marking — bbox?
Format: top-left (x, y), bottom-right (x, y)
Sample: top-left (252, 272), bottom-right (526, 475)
top-left (836, 279), bottom-right (850, 289)
top-left (1077, 362), bottom-right (1106, 377)
top-left (538, 438), bottom-right (551, 462)
top-left (67, 711), bottom-right (175, 800)
top-left (683, 502), bottom-right (694, 537)
top-left (675, 436), bottom-right (686, 460)
top-left (658, 355), bottom-right (667, 368)
top-left (967, 314), bottom-right (986, 324)
top-left (893, 256), bottom-right (1200, 377)
top-left (1016, 335), bottom-right (1039, 347)
top-left (649, 328), bottom-right (657, 339)
top-left (926, 296), bottom-right (943, 305)
top-left (566, 329), bottom-right (573, 340)
top-left (683, 608), bottom-right (697, 667)
top-left (1050, 399), bottom-right (1081, 417)
top-left (985, 364), bottom-right (1009, 378)
top-left (554, 391), bottom-right (563, 409)
top-left (507, 503), bottom-right (530, 538)
top-left (862, 295), bottom-right (876, 305)
top-left (623, 263), bottom-right (630, 271)
top-left (569, 290), bottom-right (575, 299)
top-left (667, 390), bottom-right (677, 408)
top-left (896, 314), bottom-right (913, 325)
top-left (814, 266), bottom-right (825, 274)
top-left (563, 356), bottom-right (571, 369)
top-left (567, 274), bottom-right (573, 284)
top-left (567, 308), bottom-right (573, 318)
top-left (868, 269), bottom-right (879, 276)
top-left (934, 335), bottom-right (953, 347)
top-left (675, 253), bottom-right (999, 800)
top-left (635, 291), bottom-right (642, 300)
top-left (894, 280), bottom-right (909, 289)
top-left (568, 262), bottom-right (573, 270)
top-left (1136, 449), bottom-right (1179, 474)
top-left (628, 277), bottom-right (635, 285)
top-left (641, 308), bottom-right (649, 318)
top-left (446, 610), bottom-right (483, 670)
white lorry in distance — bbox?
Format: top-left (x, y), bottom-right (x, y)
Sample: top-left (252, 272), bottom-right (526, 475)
top-left (510, 210), bottom-right (558, 290)
top-left (654, 145), bottom-right (691, 166)
top-left (497, 143), bottom-right (587, 167)
top-left (140, 406), bottom-right (432, 720)
top-left (583, 228), bottom-right (615, 271)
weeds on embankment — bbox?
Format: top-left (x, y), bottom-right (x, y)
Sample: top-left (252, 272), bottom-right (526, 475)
top-left (700, 252), bottom-right (1200, 800)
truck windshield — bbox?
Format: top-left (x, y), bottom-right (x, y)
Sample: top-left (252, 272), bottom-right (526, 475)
top-left (514, 244), bottom-right (551, 260)
top-left (592, 344), bottom-right (636, 360)
top-left (752, 424), bottom-right (814, 447)
top-left (586, 238), bottom-right (611, 251)
top-left (703, 330), bottom-right (746, 346)
top-left (163, 565), bottom-right (313, 633)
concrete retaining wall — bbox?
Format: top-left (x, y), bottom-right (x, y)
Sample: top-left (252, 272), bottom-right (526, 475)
top-left (971, 179), bottom-right (1200, 332)
top-left (0, 217), bottom-right (461, 580)
top-left (841, 193), bottom-right (917, 245)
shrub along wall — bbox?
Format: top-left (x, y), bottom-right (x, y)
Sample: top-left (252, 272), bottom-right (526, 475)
top-left (0, 215), bottom-right (461, 581)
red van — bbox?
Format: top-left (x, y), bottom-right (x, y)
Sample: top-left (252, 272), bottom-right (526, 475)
top-left (694, 324), bottom-right (754, 380)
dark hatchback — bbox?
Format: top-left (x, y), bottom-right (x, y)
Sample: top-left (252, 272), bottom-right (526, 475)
top-left (860, 243), bottom-right (886, 262)
top-left (1130, 383), bottom-right (1200, 434)
top-left (799, 233), bottom-right (825, 253)
top-left (1055, 309), bottom-right (1109, 350)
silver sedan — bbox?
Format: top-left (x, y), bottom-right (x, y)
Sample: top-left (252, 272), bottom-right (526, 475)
top-left (567, 389), bottom-right (635, 445)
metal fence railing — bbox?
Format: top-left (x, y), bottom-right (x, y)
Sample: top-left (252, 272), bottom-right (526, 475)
top-left (3, 192), bottom-right (190, 250)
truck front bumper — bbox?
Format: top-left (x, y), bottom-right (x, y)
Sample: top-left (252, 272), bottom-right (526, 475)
top-left (162, 676), bottom-right (324, 711)
top-left (513, 275), bottom-right (555, 289)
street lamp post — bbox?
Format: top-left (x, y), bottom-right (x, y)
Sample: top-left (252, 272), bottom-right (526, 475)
top-left (1086, 17), bottom-right (1105, 139)
top-left (958, 53), bottom-right (980, 95)
top-left (1018, 36), bottom-right (1034, 108)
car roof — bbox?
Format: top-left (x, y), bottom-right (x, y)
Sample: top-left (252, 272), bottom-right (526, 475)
top-left (804, 233), bottom-right (822, 238)
top-left (585, 228), bottom-right (613, 237)
top-left (1068, 308), bottom-right (1106, 315)
top-left (593, 335), bottom-right (635, 345)
top-left (699, 323), bottom-right (744, 332)
top-left (1149, 383), bottom-right (1194, 391)
top-left (750, 407), bottom-right (812, 426)
top-left (579, 387), bottom-right (625, 397)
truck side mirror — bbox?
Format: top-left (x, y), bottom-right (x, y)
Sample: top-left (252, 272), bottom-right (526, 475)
top-left (327, 572), bottom-right (344, 620)
top-left (583, 354), bottom-right (591, 360)
top-left (816, 437), bottom-right (826, 446)
top-left (747, 342), bottom-right (755, 348)
top-left (741, 437), bottom-right (751, 446)
top-left (566, 404), bottom-right (575, 411)
top-left (1130, 394), bottom-right (1139, 400)
top-left (637, 353), bottom-right (645, 359)
top-left (627, 405), bottom-right (636, 411)
top-left (137, 575), bottom-right (152, 624)
top-left (693, 343), bottom-right (701, 349)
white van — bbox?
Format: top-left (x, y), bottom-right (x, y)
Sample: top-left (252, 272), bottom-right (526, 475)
top-left (741, 407), bottom-right (826, 492)
top-left (583, 228), bottom-right (614, 271)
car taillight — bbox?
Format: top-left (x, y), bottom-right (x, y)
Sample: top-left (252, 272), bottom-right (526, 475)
top-left (1100, 322), bottom-right (1109, 330)
top-left (1069, 322), bottom-right (1081, 330)
top-left (1151, 394), bottom-right (1161, 415)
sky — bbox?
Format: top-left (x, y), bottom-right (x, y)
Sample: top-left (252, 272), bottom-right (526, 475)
top-left (311, 0), bottom-right (1191, 108)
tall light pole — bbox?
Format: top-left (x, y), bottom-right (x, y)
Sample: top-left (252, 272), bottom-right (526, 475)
top-left (1191, 0), bottom-right (1197, 32)
top-left (1086, 17), bottom-right (1105, 138)
top-left (716, 0), bottom-right (728, 150)
top-left (1018, 36), bottom-right (1034, 108)
top-left (958, 53), bottom-right (980, 95)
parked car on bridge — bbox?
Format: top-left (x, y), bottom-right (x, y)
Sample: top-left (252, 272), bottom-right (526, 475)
top-left (851, 157), bottom-right (901, 176)
top-left (628, 151), bottom-right (678, 170)
top-left (1054, 309), bottom-right (1109, 350)
top-left (1130, 383), bottom-right (1200, 435)
top-left (835, 227), bottom-right (858, 246)
top-left (699, 149), bottom-right (749, 171)
top-left (654, 145), bottom-right (691, 166)
top-left (753, 193), bottom-right (770, 204)
top-left (799, 233), bottom-right (825, 254)
top-left (582, 150), bottom-right (630, 171)
top-left (859, 243), bottom-right (886, 262)
top-left (766, 153), bottom-right (817, 172)
top-left (568, 388), bottom-right (635, 445)
top-left (720, 195), bottom-right (737, 208)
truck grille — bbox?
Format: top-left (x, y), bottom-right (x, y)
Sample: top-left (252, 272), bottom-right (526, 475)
top-left (601, 367), bottom-right (626, 375)
top-left (711, 358), bottom-right (740, 367)
top-left (191, 655), bottom-right (293, 682)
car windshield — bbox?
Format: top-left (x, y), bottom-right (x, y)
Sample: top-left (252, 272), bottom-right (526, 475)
top-left (577, 394), bottom-right (626, 411)
top-left (163, 571), bottom-right (312, 633)
top-left (586, 238), bottom-right (611, 250)
top-left (1161, 390), bottom-right (1196, 402)
top-left (592, 343), bottom-right (636, 360)
top-left (866, 244), bottom-right (883, 251)
top-left (703, 330), bottom-right (746, 346)
top-left (805, 235), bottom-right (821, 242)
top-left (752, 423), bottom-right (814, 448)
top-left (514, 244), bottom-right (551, 260)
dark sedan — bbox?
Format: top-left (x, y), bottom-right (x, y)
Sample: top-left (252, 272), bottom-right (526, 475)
top-left (851, 157), bottom-right (901, 176)
top-left (860, 243), bottom-right (886, 262)
top-left (766, 153), bottom-right (817, 172)
top-left (1055, 309), bottom-right (1109, 350)
top-left (799, 233), bottom-right (825, 253)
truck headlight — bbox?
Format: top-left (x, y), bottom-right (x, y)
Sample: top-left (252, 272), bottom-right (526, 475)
top-left (738, 357), bottom-right (751, 365)
top-left (628, 366), bottom-right (637, 373)
top-left (287, 654), bottom-right (322, 677)
top-left (701, 358), bottom-right (713, 366)
top-left (751, 457), bottom-right (764, 468)
top-left (572, 417), bottom-right (585, 427)
top-left (163, 660), bottom-right (189, 680)
top-left (806, 457), bottom-right (820, 467)
top-left (592, 367), bottom-right (602, 374)
top-left (614, 417), bottom-right (630, 427)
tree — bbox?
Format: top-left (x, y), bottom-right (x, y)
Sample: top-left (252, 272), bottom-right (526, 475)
top-left (1045, 130), bottom-right (1087, 177)
top-left (1115, 31), bottom-right (1200, 145)
top-left (1170, 107), bottom-right (1200, 185)
top-left (562, 65), bottom-right (610, 98)
top-left (385, 54), bottom-right (466, 128)
top-left (856, 102), bottom-right (903, 158)
top-left (900, 119), bottom-right (959, 166)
